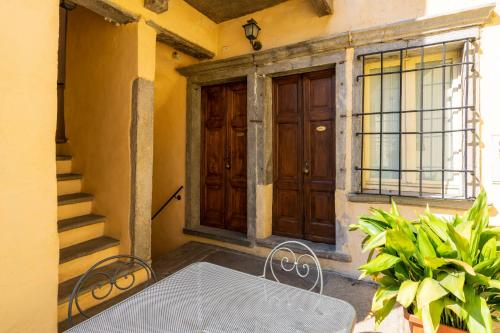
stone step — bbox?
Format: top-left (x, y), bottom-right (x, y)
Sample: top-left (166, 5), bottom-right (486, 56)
top-left (57, 174), bottom-right (82, 195)
top-left (56, 142), bottom-right (71, 156)
top-left (57, 193), bottom-right (93, 206)
top-left (58, 214), bottom-right (106, 233)
top-left (57, 173), bottom-right (82, 181)
top-left (60, 236), bottom-right (120, 264)
top-left (58, 278), bottom-right (148, 324)
top-left (59, 237), bottom-right (121, 283)
top-left (56, 156), bottom-right (72, 174)
top-left (58, 261), bottom-right (144, 305)
top-left (58, 215), bottom-right (106, 248)
top-left (57, 193), bottom-right (94, 220)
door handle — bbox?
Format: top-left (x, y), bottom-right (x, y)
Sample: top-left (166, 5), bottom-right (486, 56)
top-left (303, 161), bottom-right (310, 175)
top-left (225, 162), bottom-right (231, 169)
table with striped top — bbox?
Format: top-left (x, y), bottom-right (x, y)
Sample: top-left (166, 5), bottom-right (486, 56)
top-left (65, 262), bottom-right (356, 333)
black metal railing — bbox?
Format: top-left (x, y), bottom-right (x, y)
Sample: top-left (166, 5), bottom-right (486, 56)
top-left (355, 38), bottom-right (477, 199)
top-left (152, 186), bottom-right (183, 220)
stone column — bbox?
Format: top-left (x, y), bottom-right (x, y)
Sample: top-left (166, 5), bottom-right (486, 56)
top-left (185, 79), bottom-right (201, 229)
top-left (130, 20), bottom-right (157, 261)
top-left (247, 70), bottom-right (273, 242)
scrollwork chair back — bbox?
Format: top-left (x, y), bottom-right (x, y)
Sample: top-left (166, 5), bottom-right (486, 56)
top-left (261, 241), bottom-right (323, 294)
top-left (67, 254), bottom-right (157, 326)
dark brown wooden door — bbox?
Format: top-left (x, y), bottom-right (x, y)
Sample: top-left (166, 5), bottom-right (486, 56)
top-left (273, 69), bottom-right (335, 244)
top-left (201, 81), bottom-right (247, 233)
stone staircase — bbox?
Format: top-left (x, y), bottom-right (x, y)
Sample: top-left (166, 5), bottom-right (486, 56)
top-left (56, 151), bottom-right (122, 322)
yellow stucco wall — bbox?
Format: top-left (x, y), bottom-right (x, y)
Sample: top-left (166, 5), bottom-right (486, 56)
top-left (152, 43), bottom-right (196, 256)
top-left (221, 0), bottom-right (485, 58)
top-left (0, 1), bottom-right (60, 332)
top-left (64, 6), bottom-right (140, 254)
top-left (215, 0), bottom-right (494, 59)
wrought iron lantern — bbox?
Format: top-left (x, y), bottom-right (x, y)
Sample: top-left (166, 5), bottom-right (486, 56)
top-left (242, 18), bottom-right (262, 51)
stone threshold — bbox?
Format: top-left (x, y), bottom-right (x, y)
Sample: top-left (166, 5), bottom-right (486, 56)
top-left (183, 225), bottom-right (252, 248)
top-left (256, 235), bottom-right (352, 263)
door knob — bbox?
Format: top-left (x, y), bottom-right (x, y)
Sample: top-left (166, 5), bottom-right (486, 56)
top-left (225, 162), bottom-right (231, 169)
top-left (303, 161), bottom-right (310, 175)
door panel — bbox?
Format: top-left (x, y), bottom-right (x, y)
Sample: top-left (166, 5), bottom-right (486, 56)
top-left (201, 85), bottom-right (226, 229)
top-left (273, 75), bottom-right (303, 238)
top-left (273, 69), bottom-right (336, 244)
top-left (201, 81), bottom-right (247, 233)
top-left (303, 70), bottom-right (336, 244)
top-left (225, 82), bottom-right (247, 233)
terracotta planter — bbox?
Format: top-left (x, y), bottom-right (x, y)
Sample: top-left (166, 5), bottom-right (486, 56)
top-left (404, 310), bottom-right (467, 333)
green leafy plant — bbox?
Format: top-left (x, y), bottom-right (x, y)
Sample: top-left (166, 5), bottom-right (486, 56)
top-left (349, 190), bottom-right (499, 333)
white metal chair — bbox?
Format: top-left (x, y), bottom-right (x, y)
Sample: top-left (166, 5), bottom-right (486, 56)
top-left (261, 240), bottom-right (324, 294)
top-left (67, 254), bottom-right (157, 326)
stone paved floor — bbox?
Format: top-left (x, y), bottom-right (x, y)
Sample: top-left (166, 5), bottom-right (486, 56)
top-left (153, 241), bottom-right (409, 333)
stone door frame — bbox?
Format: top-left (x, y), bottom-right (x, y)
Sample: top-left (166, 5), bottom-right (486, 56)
top-left (184, 50), bottom-right (349, 247)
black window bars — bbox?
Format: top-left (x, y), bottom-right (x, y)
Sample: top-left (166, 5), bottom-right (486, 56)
top-left (355, 38), bottom-right (477, 199)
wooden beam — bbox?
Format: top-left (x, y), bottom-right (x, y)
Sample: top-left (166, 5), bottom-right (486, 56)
top-left (310, 0), bottom-right (333, 16)
top-left (146, 20), bottom-right (215, 60)
top-left (144, 0), bottom-right (168, 14)
top-left (68, 0), bottom-right (138, 24)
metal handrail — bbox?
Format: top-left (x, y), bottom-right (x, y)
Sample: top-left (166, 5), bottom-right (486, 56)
top-left (152, 186), bottom-right (183, 220)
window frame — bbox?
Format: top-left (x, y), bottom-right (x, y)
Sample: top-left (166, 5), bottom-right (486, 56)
top-left (351, 33), bottom-right (479, 200)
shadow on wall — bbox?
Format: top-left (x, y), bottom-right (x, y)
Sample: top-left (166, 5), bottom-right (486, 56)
top-left (151, 42), bottom-right (198, 259)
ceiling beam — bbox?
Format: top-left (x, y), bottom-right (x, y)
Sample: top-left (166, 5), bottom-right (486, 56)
top-left (310, 0), bottom-right (333, 17)
top-left (67, 0), bottom-right (138, 24)
top-left (146, 20), bottom-right (215, 60)
top-left (144, 0), bottom-right (168, 14)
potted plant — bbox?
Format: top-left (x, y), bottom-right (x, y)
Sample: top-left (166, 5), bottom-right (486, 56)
top-left (349, 190), bottom-right (499, 333)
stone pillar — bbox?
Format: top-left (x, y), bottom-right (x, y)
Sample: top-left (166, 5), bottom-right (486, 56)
top-left (247, 70), bottom-right (273, 242)
top-left (185, 79), bottom-right (202, 229)
top-left (130, 77), bottom-right (154, 261)
top-left (130, 20), bottom-right (157, 261)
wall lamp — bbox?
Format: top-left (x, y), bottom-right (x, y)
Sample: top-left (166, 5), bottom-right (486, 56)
top-left (242, 18), bottom-right (262, 51)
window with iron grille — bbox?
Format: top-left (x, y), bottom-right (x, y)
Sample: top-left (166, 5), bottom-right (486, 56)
top-left (355, 38), bottom-right (478, 199)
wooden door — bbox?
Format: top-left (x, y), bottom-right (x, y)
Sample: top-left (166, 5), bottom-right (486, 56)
top-left (201, 81), bottom-right (247, 233)
top-left (273, 69), bottom-right (336, 244)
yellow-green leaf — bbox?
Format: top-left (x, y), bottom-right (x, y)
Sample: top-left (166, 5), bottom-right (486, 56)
top-left (416, 278), bottom-right (448, 308)
top-left (481, 237), bottom-right (496, 261)
top-left (464, 284), bottom-right (492, 333)
top-left (444, 297), bottom-right (467, 320)
top-left (386, 229), bottom-right (416, 257)
top-left (359, 253), bottom-right (401, 275)
top-left (417, 227), bottom-right (436, 259)
top-left (374, 297), bottom-right (397, 327)
top-left (421, 299), bottom-right (444, 333)
top-left (423, 213), bottom-right (450, 242)
top-left (488, 279), bottom-right (500, 289)
top-left (362, 231), bottom-right (386, 252)
top-left (396, 280), bottom-right (419, 308)
top-left (439, 272), bottom-right (465, 302)
top-left (447, 223), bottom-right (471, 264)
top-left (424, 257), bottom-right (476, 276)
top-left (372, 286), bottom-right (398, 312)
